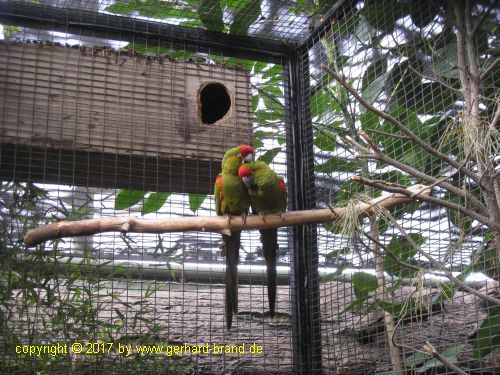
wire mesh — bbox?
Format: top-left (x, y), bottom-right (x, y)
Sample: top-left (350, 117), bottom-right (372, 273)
top-left (8, 0), bottom-right (324, 43)
top-left (0, 17), bottom-right (293, 373)
top-left (0, 0), bottom-right (499, 374)
top-left (307, 1), bottom-right (499, 374)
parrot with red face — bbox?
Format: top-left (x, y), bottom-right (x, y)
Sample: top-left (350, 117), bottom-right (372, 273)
top-left (214, 145), bottom-right (254, 330)
top-left (237, 160), bottom-right (286, 317)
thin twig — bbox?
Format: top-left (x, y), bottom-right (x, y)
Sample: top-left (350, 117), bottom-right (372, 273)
top-left (367, 129), bottom-right (413, 141)
top-left (355, 132), bottom-right (489, 216)
top-left (321, 64), bottom-right (481, 186)
top-left (361, 233), bottom-right (422, 273)
top-left (479, 57), bottom-right (499, 81)
top-left (406, 63), bottom-right (462, 95)
top-left (386, 210), bottom-right (500, 306)
top-left (423, 341), bottom-right (469, 375)
top-left (353, 175), bottom-right (500, 232)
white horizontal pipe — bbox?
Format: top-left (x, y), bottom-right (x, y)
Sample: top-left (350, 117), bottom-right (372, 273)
top-left (50, 257), bottom-right (492, 288)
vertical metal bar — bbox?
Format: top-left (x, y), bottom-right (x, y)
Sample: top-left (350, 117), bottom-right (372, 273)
top-left (284, 46), bottom-right (322, 374)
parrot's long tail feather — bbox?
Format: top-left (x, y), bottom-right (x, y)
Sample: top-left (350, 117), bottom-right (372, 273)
top-left (224, 231), bottom-right (240, 330)
top-left (260, 228), bottom-right (278, 317)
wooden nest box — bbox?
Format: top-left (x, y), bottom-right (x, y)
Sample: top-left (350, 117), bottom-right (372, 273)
top-left (0, 42), bottom-right (253, 194)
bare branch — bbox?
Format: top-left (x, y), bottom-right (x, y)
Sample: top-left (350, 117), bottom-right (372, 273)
top-left (353, 175), bottom-right (500, 232)
top-left (491, 105), bottom-right (500, 130)
top-left (386, 211), bottom-right (500, 306)
top-left (23, 186), bottom-right (430, 247)
top-left (354, 132), bottom-right (489, 216)
top-left (361, 233), bottom-right (422, 273)
top-left (406, 63), bottom-right (462, 95)
top-left (321, 64), bottom-right (481, 185)
top-left (454, 1), bottom-right (472, 108)
top-left (479, 57), bottom-right (500, 81)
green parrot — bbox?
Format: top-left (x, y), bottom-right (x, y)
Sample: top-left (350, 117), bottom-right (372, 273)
top-left (237, 160), bottom-right (286, 317)
top-left (214, 145), bottom-right (254, 330)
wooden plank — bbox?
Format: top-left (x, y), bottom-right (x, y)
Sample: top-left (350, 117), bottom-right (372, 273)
top-left (0, 144), bottom-right (218, 194)
top-left (0, 42), bottom-right (253, 191)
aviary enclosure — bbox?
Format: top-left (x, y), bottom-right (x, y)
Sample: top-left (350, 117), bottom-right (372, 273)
top-left (0, 0), bottom-right (498, 373)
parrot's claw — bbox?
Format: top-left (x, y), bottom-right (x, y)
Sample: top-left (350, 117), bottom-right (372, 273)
top-left (226, 214), bottom-right (233, 226)
top-left (241, 213), bottom-right (247, 226)
top-left (259, 212), bottom-right (267, 223)
top-left (219, 243), bottom-right (226, 257)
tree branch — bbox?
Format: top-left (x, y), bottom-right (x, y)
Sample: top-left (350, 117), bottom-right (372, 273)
top-left (352, 175), bottom-right (500, 232)
top-left (352, 131), bottom-right (489, 216)
top-left (454, 1), bottom-right (472, 109)
top-left (23, 185), bottom-right (430, 247)
top-left (423, 341), bottom-right (469, 375)
top-left (386, 211), bottom-right (500, 306)
top-left (479, 57), bottom-right (499, 81)
top-left (321, 64), bottom-right (480, 185)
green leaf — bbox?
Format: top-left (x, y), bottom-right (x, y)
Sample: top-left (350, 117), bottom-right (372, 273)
top-left (384, 234), bottom-right (425, 278)
top-left (141, 192), bottom-right (171, 215)
top-left (316, 157), bottom-right (361, 174)
top-left (351, 272), bottom-right (378, 300)
top-left (404, 350), bottom-right (430, 369)
top-left (252, 95), bottom-right (259, 112)
top-left (254, 110), bottom-right (282, 124)
top-left (417, 345), bottom-right (463, 373)
top-left (362, 105), bottom-right (430, 169)
top-left (431, 283), bottom-right (456, 304)
top-left (320, 264), bottom-right (348, 282)
top-left (374, 171), bottom-right (415, 186)
top-left (325, 247), bottom-right (352, 262)
top-left (409, 0), bottom-right (443, 28)
top-left (342, 298), bottom-right (367, 313)
top-left (253, 136), bottom-right (264, 149)
top-left (262, 65), bottom-right (283, 82)
top-left (115, 189), bottom-right (146, 210)
top-left (261, 85), bottom-right (283, 112)
top-left (402, 82), bottom-right (458, 114)
top-left (253, 61), bottom-right (268, 75)
top-left (188, 194), bottom-right (206, 213)
top-left (362, 58), bottom-right (388, 93)
top-left (361, 70), bottom-right (390, 104)
top-left (331, 12), bottom-right (360, 34)
top-left (361, 0), bottom-right (411, 33)
top-left (230, 0), bottom-right (261, 35)
top-left (257, 147), bottom-right (281, 164)
top-left (473, 306), bottom-right (500, 358)
top-left (389, 59), bottom-right (423, 106)
top-left (334, 178), bottom-right (365, 204)
top-left (432, 41), bottom-right (459, 79)
top-left (311, 89), bottom-right (341, 117)
top-left (198, 0), bottom-right (224, 32)
top-left (314, 130), bottom-right (336, 151)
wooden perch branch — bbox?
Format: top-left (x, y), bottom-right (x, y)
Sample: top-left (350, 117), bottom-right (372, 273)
top-left (23, 184), bottom-right (431, 247)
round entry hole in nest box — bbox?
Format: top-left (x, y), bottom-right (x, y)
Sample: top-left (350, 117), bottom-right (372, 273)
top-left (199, 82), bottom-right (231, 124)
